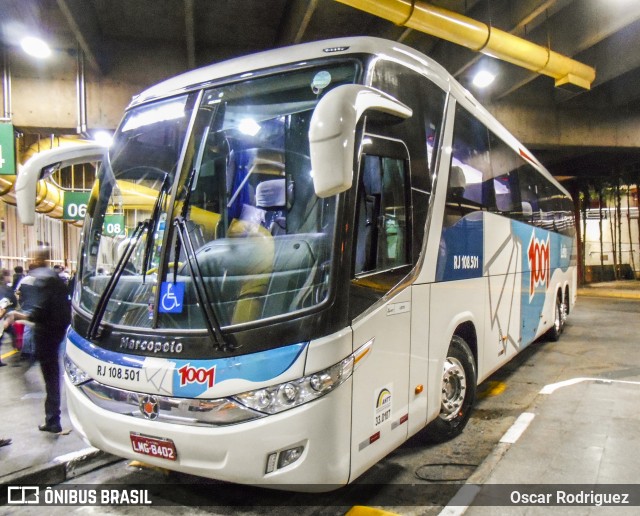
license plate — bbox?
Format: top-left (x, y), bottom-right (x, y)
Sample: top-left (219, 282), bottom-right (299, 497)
top-left (130, 432), bottom-right (177, 461)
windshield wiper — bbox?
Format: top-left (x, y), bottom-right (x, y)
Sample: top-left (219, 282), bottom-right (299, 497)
top-left (173, 215), bottom-right (227, 351)
top-left (172, 166), bottom-right (198, 282)
top-left (141, 173), bottom-right (170, 284)
top-left (87, 220), bottom-right (148, 340)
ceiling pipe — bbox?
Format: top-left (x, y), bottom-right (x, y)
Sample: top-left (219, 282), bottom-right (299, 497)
top-left (2, 45), bottom-right (11, 121)
top-left (76, 45), bottom-right (88, 135)
top-left (334, 0), bottom-right (595, 90)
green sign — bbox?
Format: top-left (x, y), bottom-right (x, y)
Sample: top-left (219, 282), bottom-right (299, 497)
top-left (0, 124), bottom-right (16, 176)
top-left (103, 214), bottom-right (126, 236)
top-left (63, 191), bottom-right (90, 220)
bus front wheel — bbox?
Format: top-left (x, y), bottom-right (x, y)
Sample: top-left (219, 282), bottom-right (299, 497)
top-left (426, 335), bottom-right (477, 443)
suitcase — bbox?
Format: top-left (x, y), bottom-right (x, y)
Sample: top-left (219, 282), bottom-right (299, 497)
top-left (12, 321), bottom-right (24, 351)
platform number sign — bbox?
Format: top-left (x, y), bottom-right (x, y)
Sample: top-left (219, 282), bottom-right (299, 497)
top-left (63, 191), bottom-right (90, 220)
top-left (103, 214), bottom-right (126, 236)
top-left (0, 124), bottom-right (16, 176)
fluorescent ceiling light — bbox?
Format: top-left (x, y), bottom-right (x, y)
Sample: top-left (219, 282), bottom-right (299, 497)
top-left (93, 131), bottom-right (113, 147)
top-left (472, 70), bottom-right (495, 89)
top-left (238, 118), bottom-right (261, 136)
top-left (20, 36), bottom-right (51, 59)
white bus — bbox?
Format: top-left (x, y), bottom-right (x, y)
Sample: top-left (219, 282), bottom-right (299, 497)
top-left (29, 37), bottom-right (577, 489)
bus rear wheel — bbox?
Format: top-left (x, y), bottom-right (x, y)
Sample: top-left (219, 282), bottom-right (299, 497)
top-left (547, 294), bottom-right (566, 342)
top-left (426, 335), bottom-right (477, 443)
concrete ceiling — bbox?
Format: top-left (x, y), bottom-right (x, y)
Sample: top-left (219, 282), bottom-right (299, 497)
top-left (3, 0), bottom-right (640, 179)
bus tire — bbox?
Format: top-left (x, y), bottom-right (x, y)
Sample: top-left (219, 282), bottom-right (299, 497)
top-left (547, 294), bottom-right (565, 342)
top-left (425, 335), bottom-right (477, 443)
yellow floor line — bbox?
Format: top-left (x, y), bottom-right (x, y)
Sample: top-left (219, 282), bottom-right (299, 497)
top-left (127, 460), bottom-right (171, 476)
top-left (346, 506), bottom-right (401, 516)
top-left (477, 380), bottom-right (507, 399)
top-left (1, 348), bottom-right (19, 360)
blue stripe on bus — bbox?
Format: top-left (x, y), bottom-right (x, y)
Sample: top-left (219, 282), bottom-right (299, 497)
top-left (68, 329), bottom-right (146, 368)
top-left (511, 220), bottom-right (574, 345)
top-left (433, 212), bottom-right (574, 346)
top-left (435, 211), bottom-right (484, 282)
top-left (169, 344), bottom-right (307, 397)
top-left (67, 329), bottom-right (308, 391)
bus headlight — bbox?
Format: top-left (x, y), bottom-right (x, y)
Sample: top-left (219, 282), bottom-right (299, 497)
top-left (64, 354), bottom-right (92, 386)
top-left (233, 354), bottom-right (355, 415)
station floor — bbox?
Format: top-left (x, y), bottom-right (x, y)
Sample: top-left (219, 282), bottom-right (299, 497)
top-left (1, 281), bottom-right (639, 513)
top-left (442, 378), bottom-right (640, 515)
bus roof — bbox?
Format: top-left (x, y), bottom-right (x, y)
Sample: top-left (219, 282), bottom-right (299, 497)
top-left (129, 36), bottom-right (563, 196)
top-left (130, 37), bottom-right (454, 108)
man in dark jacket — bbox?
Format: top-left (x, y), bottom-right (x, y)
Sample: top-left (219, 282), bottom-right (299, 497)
top-left (12, 266), bottom-right (25, 291)
top-left (2, 247), bottom-right (71, 433)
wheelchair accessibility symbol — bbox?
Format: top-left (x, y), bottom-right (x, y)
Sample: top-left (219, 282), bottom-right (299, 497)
top-left (159, 282), bottom-right (185, 313)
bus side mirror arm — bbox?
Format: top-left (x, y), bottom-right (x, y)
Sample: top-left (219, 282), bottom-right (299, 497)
top-left (16, 143), bottom-right (107, 225)
top-left (308, 84), bottom-right (412, 198)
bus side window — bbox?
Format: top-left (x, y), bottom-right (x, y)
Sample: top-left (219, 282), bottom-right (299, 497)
top-left (487, 130), bottom-right (522, 218)
top-left (492, 172), bottom-right (517, 215)
top-left (354, 153), bottom-right (410, 275)
top-left (445, 104), bottom-right (492, 228)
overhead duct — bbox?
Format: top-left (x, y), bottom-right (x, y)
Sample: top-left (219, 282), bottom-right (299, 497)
top-left (334, 0), bottom-right (595, 90)
top-left (0, 170), bottom-right (66, 221)
top-left (0, 137), bottom-right (88, 212)
top-left (16, 142), bottom-right (106, 224)
top-left (15, 142), bottom-right (160, 224)
top-left (16, 142), bottom-right (219, 231)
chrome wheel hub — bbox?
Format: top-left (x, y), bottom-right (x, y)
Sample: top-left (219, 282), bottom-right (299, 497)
top-left (440, 357), bottom-right (466, 421)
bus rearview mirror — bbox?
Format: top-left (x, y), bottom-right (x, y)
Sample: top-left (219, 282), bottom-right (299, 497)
top-left (16, 143), bottom-right (107, 225)
top-left (309, 84), bottom-right (412, 198)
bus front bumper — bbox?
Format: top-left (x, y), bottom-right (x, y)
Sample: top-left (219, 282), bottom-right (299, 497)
top-left (65, 374), bottom-right (352, 490)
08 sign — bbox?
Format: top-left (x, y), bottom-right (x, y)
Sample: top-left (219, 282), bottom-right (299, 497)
top-left (103, 214), bottom-right (126, 236)
top-left (63, 192), bottom-right (90, 220)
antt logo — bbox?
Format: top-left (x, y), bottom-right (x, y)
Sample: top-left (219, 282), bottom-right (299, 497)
top-left (177, 364), bottom-right (216, 388)
top-left (528, 232), bottom-right (550, 300)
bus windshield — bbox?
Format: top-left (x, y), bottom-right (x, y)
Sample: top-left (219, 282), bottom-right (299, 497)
top-left (78, 61), bottom-right (358, 331)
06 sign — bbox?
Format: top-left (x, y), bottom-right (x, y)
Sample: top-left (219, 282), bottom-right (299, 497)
top-left (63, 192), bottom-right (90, 220)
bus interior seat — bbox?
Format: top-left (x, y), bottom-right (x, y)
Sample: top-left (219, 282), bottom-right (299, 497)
top-left (261, 234), bottom-right (322, 318)
top-left (180, 144), bottom-right (326, 322)
top-left (448, 165), bottom-right (466, 200)
top-left (226, 147), bottom-right (284, 222)
top-left (520, 201), bottom-right (533, 223)
top-left (255, 177), bottom-right (324, 317)
top-left (256, 178), bottom-right (287, 235)
top-left (444, 165), bottom-right (467, 227)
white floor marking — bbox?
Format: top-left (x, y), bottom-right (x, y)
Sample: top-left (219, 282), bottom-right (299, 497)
top-left (499, 412), bottom-right (535, 444)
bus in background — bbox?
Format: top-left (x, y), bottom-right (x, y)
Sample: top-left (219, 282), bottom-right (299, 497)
top-left (19, 37), bottom-right (576, 489)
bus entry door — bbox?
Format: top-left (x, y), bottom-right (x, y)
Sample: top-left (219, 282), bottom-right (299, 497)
top-left (349, 288), bottom-right (411, 482)
top-left (348, 137), bottom-right (413, 481)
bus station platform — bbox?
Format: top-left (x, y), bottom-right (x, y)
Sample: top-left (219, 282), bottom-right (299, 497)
top-left (576, 279), bottom-right (640, 300)
top-left (0, 348), bottom-right (118, 487)
top-left (448, 378), bottom-right (640, 514)
top-left (1, 280), bottom-right (639, 511)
